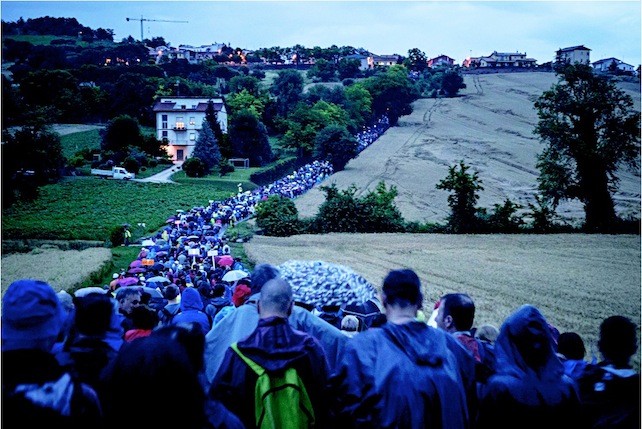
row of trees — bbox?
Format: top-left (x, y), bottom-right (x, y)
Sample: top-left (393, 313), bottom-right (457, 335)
top-left (254, 63), bottom-right (640, 234)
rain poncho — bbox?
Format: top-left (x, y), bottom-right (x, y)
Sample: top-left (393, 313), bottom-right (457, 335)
top-left (173, 287), bottom-right (211, 335)
top-left (330, 320), bottom-right (476, 429)
top-left (203, 295), bottom-right (347, 389)
top-left (210, 316), bottom-right (330, 429)
top-left (476, 305), bottom-right (579, 429)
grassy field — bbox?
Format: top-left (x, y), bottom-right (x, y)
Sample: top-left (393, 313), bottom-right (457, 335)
top-left (244, 232), bottom-right (641, 369)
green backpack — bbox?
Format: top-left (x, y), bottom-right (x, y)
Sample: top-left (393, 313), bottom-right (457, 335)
top-left (231, 342), bottom-right (315, 429)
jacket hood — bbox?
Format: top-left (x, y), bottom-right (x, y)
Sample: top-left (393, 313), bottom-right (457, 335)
top-left (381, 321), bottom-right (447, 367)
top-left (495, 304), bottom-right (565, 388)
top-left (180, 288), bottom-right (204, 311)
top-left (237, 316), bottom-right (318, 372)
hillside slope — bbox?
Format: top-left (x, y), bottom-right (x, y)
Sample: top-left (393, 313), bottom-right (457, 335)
top-left (294, 72), bottom-right (641, 225)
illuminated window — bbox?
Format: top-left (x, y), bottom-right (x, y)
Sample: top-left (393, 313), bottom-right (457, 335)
top-left (189, 117), bottom-right (196, 125)
top-left (175, 117), bottom-right (185, 129)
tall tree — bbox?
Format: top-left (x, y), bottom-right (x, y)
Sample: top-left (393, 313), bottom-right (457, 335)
top-left (436, 160), bottom-right (484, 233)
top-left (534, 63), bottom-right (640, 231)
top-left (101, 115), bottom-right (144, 153)
top-left (192, 120), bottom-right (221, 173)
top-left (314, 124), bottom-right (358, 171)
top-left (361, 65), bottom-right (419, 125)
top-left (270, 69), bottom-right (304, 116)
top-left (405, 48), bottom-right (428, 72)
top-left (228, 108), bottom-right (272, 167)
top-left (205, 99), bottom-right (230, 158)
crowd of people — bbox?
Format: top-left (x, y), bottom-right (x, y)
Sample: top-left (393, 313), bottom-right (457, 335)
top-left (3, 269), bottom-right (639, 428)
top-left (3, 114), bottom-right (639, 428)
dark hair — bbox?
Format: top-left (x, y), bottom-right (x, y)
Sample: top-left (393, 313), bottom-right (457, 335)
top-left (101, 335), bottom-right (206, 429)
top-left (130, 305), bottom-right (159, 330)
top-left (116, 286), bottom-right (141, 302)
top-left (152, 323), bottom-right (205, 372)
top-left (382, 269), bottom-right (422, 307)
top-left (250, 264), bottom-right (281, 295)
top-left (440, 293), bottom-right (476, 331)
top-left (212, 283), bottom-right (226, 298)
top-left (557, 332), bottom-right (586, 360)
top-left (164, 284), bottom-right (180, 300)
top-left (598, 315), bottom-right (638, 363)
top-left (73, 292), bottom-right (114, 335)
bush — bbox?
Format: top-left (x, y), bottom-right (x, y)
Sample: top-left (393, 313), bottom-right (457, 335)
top-left (110, 225), bottom-right (124, 247)
top-left (254, 195), bottom-right (301, 237)
top-left (182, 157), bottom-right (207, 177)
top-left (122, 156), bottom-right (141, 174)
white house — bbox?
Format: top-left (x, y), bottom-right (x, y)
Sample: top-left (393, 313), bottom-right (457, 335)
top-left (342, 53), bottom-right (370, 71)
top-left (369, 54), bottom-right (401, 68)
top-left (463, 51), bottom-right (536, 68)
top-left (556, 45), bottom-right (591, 65)
top-left (592, 57), bottom-right (635, 73)
top-left (153, 97), bottom-right (228, 163)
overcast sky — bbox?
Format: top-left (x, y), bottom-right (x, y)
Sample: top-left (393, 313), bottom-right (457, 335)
top-left (2, 1), bottom-right (640, 67)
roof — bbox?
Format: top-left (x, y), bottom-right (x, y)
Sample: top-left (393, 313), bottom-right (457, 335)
top-left (344, 54), bottom-right (368, 60)
top-left (592, 57), bottom-right (620, 65)
top-left (153, 99), bottom-right (224, 113)
top-left (558, 45), bottom-right (591, 52)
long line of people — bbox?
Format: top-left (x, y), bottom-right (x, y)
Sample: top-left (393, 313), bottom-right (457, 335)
top-left (3, 112), bottom-right (638, 427)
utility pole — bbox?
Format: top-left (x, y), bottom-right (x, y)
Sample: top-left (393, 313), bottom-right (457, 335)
top-left (125, 15), bottom-right (189, 41)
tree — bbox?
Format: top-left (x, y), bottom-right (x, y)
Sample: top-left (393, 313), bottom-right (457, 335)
top-left (2, 124), bottom-right (65, 206)
top-left (229, 75), bottom-right (261, 96)
top-left (337, 58), bottom-right (361, 80)
top-left (436, 160), bottom-right (484, 233)
top-left (534, 63), bottom-right (640, 231)
top-left (440, 69), bottom-right (466, 97)
top-left (271, 69), bottom-right (304, 116)
top-left (192, 120), bottom-right (221, 173)
top-left (361, 65), bottom-right (418, 125)
top-left (314, 125), bottom-right (358, 171)
top-left (205, 99), bottom-right (230, 159)
top-left (254, 195), bottom-right (301, 236)
top-left (228, 108), bottom-right (272, 167)
top-left (282, 100), bottom-right (350, 156)
top-left (405, 48), bottom-right (428, 72)
top-left (101, 115), bottom-right (144, 153)
top-left (307, 58), bottom-right (337, 82)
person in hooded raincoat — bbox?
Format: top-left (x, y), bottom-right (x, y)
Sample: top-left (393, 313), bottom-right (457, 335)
top-left (202, 264), bottom-right (348, 390)
top-left (475, 304), bottom-right (580, 429)
top-left (209, 277), bottom-right (330, 429)
top-left (329, 269), bottom-right (477, 429)
top-left (172, 287), bottom-right (211, 335)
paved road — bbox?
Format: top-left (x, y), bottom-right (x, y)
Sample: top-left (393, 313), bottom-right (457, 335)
top-left (134, 164), bottom-right (181, 184)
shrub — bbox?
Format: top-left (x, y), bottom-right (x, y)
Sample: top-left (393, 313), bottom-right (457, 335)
top-left (182, 157), bottom-right (207, 177)
top-left (254, 195), bottom-right (301, 237)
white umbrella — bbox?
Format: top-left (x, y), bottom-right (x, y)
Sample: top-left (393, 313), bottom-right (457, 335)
top-left (146, 276), bottom-right (171, 284)
top-left (222, 269), bottom-right (249, 283)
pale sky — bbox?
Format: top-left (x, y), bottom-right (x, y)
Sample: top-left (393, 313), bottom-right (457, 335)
top-left (1, 1), bottom-right (640, 67)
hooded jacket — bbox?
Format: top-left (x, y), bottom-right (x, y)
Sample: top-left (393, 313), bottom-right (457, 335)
top-left (330, 320), bottom-right (476, 429)
top-left (173, 288), bottom-right (211, 335)
top-left (210, 316), bottom-right (330, 429)
top-left (203, 296), bottom-right (347, 389)
top-left (476, 305), bottom-right (580, 429)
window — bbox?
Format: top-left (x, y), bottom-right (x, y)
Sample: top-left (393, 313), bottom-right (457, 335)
top-left (189, 117), bottom-right (196, 125)
top-left (190, 133), bottom-right (196, 141)
top-left (175, 117), bottom-right (185, 130)
top-left (162, 114), bottom-right (168, 129)
top-left (177, 149), bottom-right (184, 161)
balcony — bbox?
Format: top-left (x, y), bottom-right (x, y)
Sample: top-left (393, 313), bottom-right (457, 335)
top-left (173, 126), bottom-right (187, 131)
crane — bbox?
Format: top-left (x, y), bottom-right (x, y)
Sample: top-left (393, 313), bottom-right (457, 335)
top-left (126, 16), bottom-right (189, 41)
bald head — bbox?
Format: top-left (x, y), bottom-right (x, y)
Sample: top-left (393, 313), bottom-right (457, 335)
top-left (257, 278), bottom-right (293, 319)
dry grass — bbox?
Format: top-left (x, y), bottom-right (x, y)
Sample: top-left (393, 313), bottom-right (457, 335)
top-left (245, 233), bottom-right (641, 368)
top-left (294, 72), bottom-right (641, 225)
top-left (1, 246), bottom-right (112, 298)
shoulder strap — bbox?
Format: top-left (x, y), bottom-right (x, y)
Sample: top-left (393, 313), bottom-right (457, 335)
top-left (231, 342), bottom-right (265, 376)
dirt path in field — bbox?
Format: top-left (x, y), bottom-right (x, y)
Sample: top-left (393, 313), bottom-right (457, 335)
top-left (51, 124), bottom-right (105, 135)
top-left (294, 72), bottom-right (641, 225)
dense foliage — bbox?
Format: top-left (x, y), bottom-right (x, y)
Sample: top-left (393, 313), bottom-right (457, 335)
top-left (534, 63), bottom-right (641, 231)
top-left (435, 160), bottom-right (485, 233)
